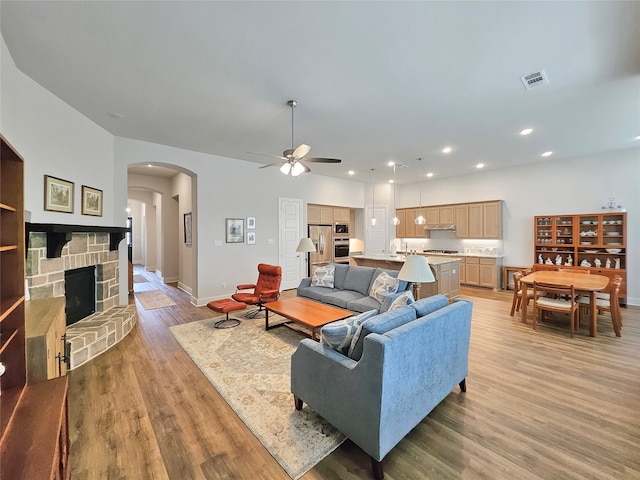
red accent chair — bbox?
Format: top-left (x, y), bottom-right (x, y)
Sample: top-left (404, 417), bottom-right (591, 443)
top-left (232, 264), bottom-right (282, 318)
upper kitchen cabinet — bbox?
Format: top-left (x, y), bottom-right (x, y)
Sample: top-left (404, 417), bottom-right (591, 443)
top-left (454, 205), bottom-right (469, 238)
top-left (468, 201), bottom-right (503, 239)
top-left (425, 207), bottom-right (440, 226)
top-left (307, 204), bottom-right (334, 224)
top-left (333, 207), bottom-right (350, 223)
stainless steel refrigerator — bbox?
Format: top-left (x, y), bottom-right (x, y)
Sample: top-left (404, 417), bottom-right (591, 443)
top-left (308, 224), bottom-right (333, 274)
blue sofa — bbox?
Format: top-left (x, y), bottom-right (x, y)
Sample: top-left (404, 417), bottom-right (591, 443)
top-left (291, 295), bottom-right (472, 480)
top-left (297, 264), bottom-right (412, 313)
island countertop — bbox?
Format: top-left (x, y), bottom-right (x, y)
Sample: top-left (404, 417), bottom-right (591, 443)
top-left (350, 254), bottom-right (462, 266)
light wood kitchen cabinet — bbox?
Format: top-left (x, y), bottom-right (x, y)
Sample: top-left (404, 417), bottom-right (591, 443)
top-left (467, 201), bottom-right (502, 239)
top-left (439, 206), bottom-right (454, 224)
top-left (395, 208), bottom-right (422, 238)
top-left (459, 257), bottom-right (466, 284)
top-left (426, 207), bottom-right (440, 226)
top-left (454, 205), bottom-right (469, 238)
top-left (479, 258), bottom-right (498, 289)
top-left (395, 209), bottom-right (406, 238)
top-left (308, 204), bottom-right (339, 224)
top-left (333, 207), bottom-right (350, 223)
top-left (464, 257), bottom-right (480, 285)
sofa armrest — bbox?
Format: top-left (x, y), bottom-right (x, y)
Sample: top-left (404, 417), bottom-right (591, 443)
top-left (298, 277), bottom-right (312, 288)
top-left (236, 283), bottom-right (256, 291)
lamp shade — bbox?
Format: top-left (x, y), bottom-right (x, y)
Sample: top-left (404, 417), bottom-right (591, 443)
top-left (296, 237), bottom-right (316, 253)
top-left (397, 255), bottom-right (435, 283)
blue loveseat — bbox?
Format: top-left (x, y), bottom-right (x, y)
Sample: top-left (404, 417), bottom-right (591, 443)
top-left (291, 295), bottom-right (473, 480)
top-left (297, 264), bottom-right (412, 313)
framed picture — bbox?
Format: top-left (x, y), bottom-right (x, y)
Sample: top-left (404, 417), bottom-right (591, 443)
top-left (81, 185), bottom-right (103, 216)
top-left (184, 212), bottom-right (192, 245)
top-left (247, 217), bottom-right (256, 229)
top-left (44, 175), bottom-right (74, 213)
top-left (247, 231), bottom-right (256, 245)
top-left (226, 218), bottom-right (244, 243)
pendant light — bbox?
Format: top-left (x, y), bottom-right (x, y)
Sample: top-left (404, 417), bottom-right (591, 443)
top-left (415, 158), bottom-right (426, 225)
top-left (390, 163), bottom-right (400, 225)
top-left (370, 168), bottom-right (377, 226)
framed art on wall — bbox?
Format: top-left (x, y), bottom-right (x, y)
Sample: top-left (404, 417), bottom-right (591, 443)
top-left (247, 217), bottom-right (256, 229)
top-left (226, 218), bottom-right (244, 243)
top-left (247, 231), bottom-right (256, 244)
top-left (44, 175), bottom-right (74, 213)
top-left (184, 212), bottom-right (192, 245)
top-left (81, 185), bottom-right (103, 216)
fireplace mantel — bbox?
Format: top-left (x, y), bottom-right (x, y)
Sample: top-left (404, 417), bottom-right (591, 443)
top-left (26, 223), bottom-right (130, 258)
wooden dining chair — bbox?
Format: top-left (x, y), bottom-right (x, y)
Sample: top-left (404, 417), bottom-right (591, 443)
top-left (577, 275), bottom-right (622, 337)
top-left (510, 270), bottom-right (538, 316)
top-left (532, 282), bottom-right (579, 337)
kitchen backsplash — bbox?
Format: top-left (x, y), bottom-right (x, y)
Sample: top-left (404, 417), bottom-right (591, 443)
top-left (391, 236), bottom-right (503, 256)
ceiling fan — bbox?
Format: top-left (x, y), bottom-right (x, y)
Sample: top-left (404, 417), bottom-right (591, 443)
top-left (249, 100), bottom-right (341, 176)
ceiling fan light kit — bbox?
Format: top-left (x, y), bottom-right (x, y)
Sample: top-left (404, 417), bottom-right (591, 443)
top-left (250, 100), bottom-right (341, 177)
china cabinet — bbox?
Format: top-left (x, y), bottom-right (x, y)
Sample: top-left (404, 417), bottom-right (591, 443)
top-left (533, 212), bottom-right (627, 301)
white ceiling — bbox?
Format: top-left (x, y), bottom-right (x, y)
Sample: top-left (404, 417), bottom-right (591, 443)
top-left (2, 1), bottom-right (639, 184)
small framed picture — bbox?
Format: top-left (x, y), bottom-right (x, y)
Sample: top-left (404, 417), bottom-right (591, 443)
top-left (184, 212), bottom-right (192, 245)
top-left (44, 175), bottom-right (74, 213)
top-left (81, 185), bottom-right (103, 216)
top-left (247, 231), bottom-right (256, 245)
top-left (226, 218), bottom-right (244, 243)
top-left (247, 217), bottom-right (256, 229)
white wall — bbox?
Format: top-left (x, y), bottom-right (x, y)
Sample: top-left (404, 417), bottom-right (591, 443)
top-left (396, 148), bottom-right (640, 304)
top-left (1, 37), bottom-right (116, 226)
top-left (171, 172), bottom-right (195, 294)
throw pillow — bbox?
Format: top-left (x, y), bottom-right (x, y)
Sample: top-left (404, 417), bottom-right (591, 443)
top-left (320, 310), bottom-right (378, 355)
top-left (369, 271), bottom-right (399, 303)
top-left (388, 290), bottom-right (415, 311)
top-left (311, 264), bottom-right (335, 288)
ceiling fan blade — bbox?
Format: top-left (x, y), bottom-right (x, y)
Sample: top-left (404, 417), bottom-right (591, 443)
top-left (258, 161), bottom-right (285, 169)
top-left (292, 143), bottom-right (311, 159)
top-left (247, 151), bottom-right (287, 161)
top-left (303, 157), bottom-right (342, 164)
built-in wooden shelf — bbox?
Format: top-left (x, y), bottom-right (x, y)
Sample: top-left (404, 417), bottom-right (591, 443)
top-left (0, 296), bottom-right (25, 323)
top-left (0, 203), bottom-right (17, 211)
top-left (0, 245), bottom-right (17, 252)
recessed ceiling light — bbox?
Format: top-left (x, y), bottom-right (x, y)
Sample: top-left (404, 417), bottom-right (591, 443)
top-left (426, 172), bottom-right (434, 177)
top-left (147, 164), bottom-right (153, 167)
top-left (520, 128), bottom-right (533, 135)
top-left (387, 161), bottom-right (395, 166)
top-left (541, 151), bottom-right (553, 157)
top-left (108, 112), bottom-right (125, 119)
top-left (347, 170), bottom-right (355, 176)
top-left (442, 147), bottom-right (452, 153)
top-left (389, 179), bottom-right (394, 184)
top-left (476, 163), bottom-right (485, 169)
top-left (634, 135), bottom-right (640, 140)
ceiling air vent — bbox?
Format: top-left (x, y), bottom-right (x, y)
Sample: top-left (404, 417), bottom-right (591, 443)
top-left (520, 69), bottom-right (549, 90)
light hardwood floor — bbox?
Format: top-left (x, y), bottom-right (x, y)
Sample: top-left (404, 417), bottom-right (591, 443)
top-left (69, 268), bottom-right (640, 479)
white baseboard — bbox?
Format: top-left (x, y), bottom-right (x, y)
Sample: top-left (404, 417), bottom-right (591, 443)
top-left (177, 282), bottom-right (192, 295)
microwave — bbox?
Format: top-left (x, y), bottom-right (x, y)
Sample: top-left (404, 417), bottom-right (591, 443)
top-left (335, 223), bottom-right (349, 235)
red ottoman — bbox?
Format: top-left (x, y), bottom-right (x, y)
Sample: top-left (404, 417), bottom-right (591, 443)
top-left (207, 299), bottom-right (247, 328)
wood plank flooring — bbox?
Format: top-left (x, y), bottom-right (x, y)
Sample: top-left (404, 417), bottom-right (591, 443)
top-left (68, 268), bottom-right (640, 479)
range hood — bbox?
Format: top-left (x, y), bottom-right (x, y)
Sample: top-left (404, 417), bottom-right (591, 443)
top-left (425, 224), bottom-right (456, 231)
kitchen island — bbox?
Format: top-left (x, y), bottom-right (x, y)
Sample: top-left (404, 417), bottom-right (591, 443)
top-left (350, 254), bottom-right (461, 300)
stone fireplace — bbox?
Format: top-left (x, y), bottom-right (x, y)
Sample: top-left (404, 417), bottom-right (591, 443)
top-left (25, 225), bottom-right (136, 370)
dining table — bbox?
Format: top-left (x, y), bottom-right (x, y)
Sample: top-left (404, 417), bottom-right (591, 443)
top-left (520, 270), bottom-right (610, 337)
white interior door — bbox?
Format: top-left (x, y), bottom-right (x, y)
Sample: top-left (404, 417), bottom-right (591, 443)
top-left (366, 205), bottom-right (388, 255)
top-left (279, 197), bottom-right (304, 290)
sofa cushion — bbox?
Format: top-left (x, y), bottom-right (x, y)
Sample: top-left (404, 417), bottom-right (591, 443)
top-left (348, 305), bottom-right (417, 361)
top-left (322, 290), bottom-right (365, 309)
top-left (320, 310), bottom-right (378, 355)
top-left (298, 286), bottom-right (338, 302)
top-left (343, 266), bottom-right (376, 296)
top-left (411, 294), bottom-right (449, 317)
top-left (333, 263), bottom-right (349, 290)
top-left (369, 271), bottom-right (399, 303)
top-left (388, 290), bottom-right (415, 311)
top-left (346, 295), bottom-right (382, 314)
top-left (311, 264), bottom-right (335, 288)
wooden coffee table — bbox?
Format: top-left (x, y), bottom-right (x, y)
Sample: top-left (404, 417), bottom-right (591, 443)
top-left (264, 297), bottom-right (352, 340)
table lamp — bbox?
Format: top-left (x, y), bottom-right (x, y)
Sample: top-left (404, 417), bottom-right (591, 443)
top-left (296, 238), bottom-right (316, 253)
top-left (398, 254), bottom-right (435, 300)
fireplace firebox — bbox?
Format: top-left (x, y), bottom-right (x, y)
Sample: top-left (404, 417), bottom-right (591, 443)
top-left (65, 266), bottom-right (96, 326)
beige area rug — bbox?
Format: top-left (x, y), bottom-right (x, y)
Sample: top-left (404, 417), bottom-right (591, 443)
top-left (169, 316), bottom-right (346, 479)
top-left (135, 290), bottom-right (177, 310)
top-left (133, 274), bottom-right (148, 283)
